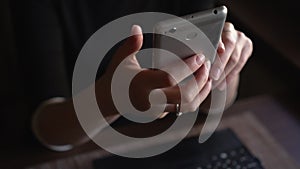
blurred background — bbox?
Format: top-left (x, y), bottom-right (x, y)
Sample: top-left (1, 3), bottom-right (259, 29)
top-left (0, 0), bottom-right (299, 168)
top-left (224, 1), bottom-right (300, 118)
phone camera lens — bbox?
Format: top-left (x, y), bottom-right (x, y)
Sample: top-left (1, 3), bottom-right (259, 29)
top-left (169, 27), bottom-right (177, 33)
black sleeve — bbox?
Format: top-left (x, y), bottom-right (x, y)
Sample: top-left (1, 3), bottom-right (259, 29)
top-left (11, 0), bottom-right (70, 112)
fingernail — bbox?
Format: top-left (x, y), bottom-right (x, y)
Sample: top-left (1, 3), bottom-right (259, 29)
top-left (218, 81), bottom-right (226, 91)
top-left (211, 67), bottom-right (221, 80)
top-left (131, 25), bottom-right (142, 35)
top-left (205, 60), bottom-right (211, 70)
top-left (196, 54), bottom-right (205, 65)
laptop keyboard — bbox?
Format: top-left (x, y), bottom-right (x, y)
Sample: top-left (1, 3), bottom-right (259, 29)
top-left (178, 147), bottom-right (264, 169)
top-left (93, 128), bottom-right (265, 169)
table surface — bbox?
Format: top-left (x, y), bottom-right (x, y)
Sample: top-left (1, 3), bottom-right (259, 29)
top-left (2, 95), bottom-right (300, 169)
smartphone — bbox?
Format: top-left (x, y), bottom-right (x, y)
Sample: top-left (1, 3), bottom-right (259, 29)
top-left (153, 6), bottom-right (227, 69)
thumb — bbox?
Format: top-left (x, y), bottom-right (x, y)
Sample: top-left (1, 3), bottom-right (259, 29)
top-left (106, 25), bottom-right (143, 72)
top-left (113, 25), bottom-right (143, 61)
top-left (129, 25), bottom-right (143, 55)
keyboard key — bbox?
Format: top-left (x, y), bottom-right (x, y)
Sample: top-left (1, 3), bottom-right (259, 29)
top-left (220, 152), bottom-right (228, 159)
top-left (194, 147), bottom-right (264, 169)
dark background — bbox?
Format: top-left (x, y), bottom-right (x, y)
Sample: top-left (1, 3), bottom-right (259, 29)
top-left (0, 0), bottom-right (299, 168)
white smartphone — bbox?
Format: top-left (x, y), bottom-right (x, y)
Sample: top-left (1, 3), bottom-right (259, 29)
top-left (153, 6), bottom-right (227, 68)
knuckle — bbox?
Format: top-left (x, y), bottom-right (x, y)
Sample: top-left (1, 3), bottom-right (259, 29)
top-left (224, 22), bottom-right (234, 31)
top-left (231, 53), bottom-right (240, 64)
top-left (237, 31), bottom-right (245, 38)
top-left (223, 34), bottom-right (236, 48)
top-left (245, 38), bottom-right (253, 50)
top-left (182, 91), bottom-right (194, 103)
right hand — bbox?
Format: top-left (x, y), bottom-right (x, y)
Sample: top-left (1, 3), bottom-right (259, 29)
top-left (96, 25), bottom-right (212, 118)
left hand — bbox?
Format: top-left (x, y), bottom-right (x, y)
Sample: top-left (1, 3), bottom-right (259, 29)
top-left (210, 22), bottom-right (253, 90)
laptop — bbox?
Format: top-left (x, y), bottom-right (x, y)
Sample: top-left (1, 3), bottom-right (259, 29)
top-left (93, 128), bottom-right (264, 169)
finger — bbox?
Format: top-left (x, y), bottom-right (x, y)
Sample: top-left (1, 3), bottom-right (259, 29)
top-left (164, 104), bottom-right (179, 113)
top-left (210, 23), bottom-right (237, 81)
top-left (180, 60), bottom-right (211, 103)
top-left (161, 60), bottom-right (211, 104)
top-left (146, 54), bottom-right (205, 89)
top-left (223, 22), bottom-right (235, 32)
top-left (216, 37), bottom-right (253, 91)
top-left (216, 74), bottom-right (232, 91)
top-left (230, 37), bottom-right (253, 76)
top-left (161, 53), bottom-right (205, 84)
top-left (108, 25), bottom-right (143, 71)
top-left (213, 32), bottom-right (246, 87)
top-left (180, 79), bottom-right (212, 113)
top-left (217, 39), bottom-right (225, 54)
top-left (157, 112), bottom-right (169, 119)
top-left (223, 36), bottom-right (243, 75)
top-left (165, 79), bottom-right (212, 113)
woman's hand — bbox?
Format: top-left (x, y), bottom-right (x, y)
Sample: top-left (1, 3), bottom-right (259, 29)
top-left (96, 25), bottom-right (212, 118)
top-left (210, 22), bottom-right (253, 91)
top-left (32, 23), bottom-right (253, 150)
